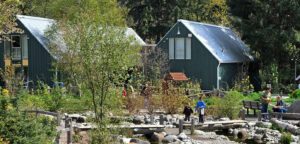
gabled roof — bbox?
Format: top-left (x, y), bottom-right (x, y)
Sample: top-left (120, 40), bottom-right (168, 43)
top-left (16, 15), bottom-right (146, 58)
top-left (158, 19), bottom-right (254, 63)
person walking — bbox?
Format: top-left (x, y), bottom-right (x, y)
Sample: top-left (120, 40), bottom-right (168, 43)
top-left (195, 96), bottom-right (206, 123)
top-left (261, 87), bottom-right (271, 119)
top-left (183, 102), bottom-right (193, 121)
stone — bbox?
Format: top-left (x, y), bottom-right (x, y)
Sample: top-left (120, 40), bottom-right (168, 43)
top-left (219, 117), bottom-right (230, 121)
top-left (120, 138), bottom-right (131, 144)
top-left (287, 100), bottom-right (300, 113)
top-left (228, 128), bottom-right (233, 134)
top-left (133, 116), bottom-right (144, 124)
top-left (130, 138), bottom-right (150, 144)
top-left (161, 132), bottom-right (167, 136)
top-left (205, 116), bottom-right (214, 121)
top-left (256, 121), bottom-right (272, 128)
top-left (253, 135), bottom-right (263, 143)
top-left (150, 132), bottom-right (164, 142)
top-left (162, 135), bottom-right (177, 143)
top-left (291, 135), bottom-right (299, 143)
top-left (194, 130), bottom-right (205, 135)
top-left (177, 133), bottom-right (188, 141)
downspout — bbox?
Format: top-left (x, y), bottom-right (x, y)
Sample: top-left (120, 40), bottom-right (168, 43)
top-left (217, 62), bottom-right (220, 89)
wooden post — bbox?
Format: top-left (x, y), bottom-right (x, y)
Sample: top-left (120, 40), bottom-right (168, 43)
top-left (191, 118), bottom-right (195, 134)
top-left (159, 115), bottom-right (164, 125)
top-left (65, 117), bottom-right (69, 128)
top-left (67, 118), bottom-right (72, 144)
top-left (241, 109), bottom-right (245, 120)
top-left (179, 119), bottom-right (183, 134)
top-left (57, 112), bottom-right (60, 126)
top-left (150, 115), bottom-right (154, 124)
top-left (258, 110), bottom-right (262, 121)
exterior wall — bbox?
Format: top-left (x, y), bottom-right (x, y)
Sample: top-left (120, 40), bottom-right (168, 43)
top-left (219, 63), bottom-right (242, 89)
top-left (157, 22), bottom-right (219, 90)
top-left (19, 22), bottom-right (54, 86)
top-left (0, 21), bottom-right (54, 87)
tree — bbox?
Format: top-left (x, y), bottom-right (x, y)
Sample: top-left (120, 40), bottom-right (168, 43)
top-left (228, 0), bottom-right (300, 90)
top-left (48, 0), bottom-right (140, 127)
top-left (123, 0), bottom-right (229, 42)
top-left (0, 0), bottom-right (23, 41)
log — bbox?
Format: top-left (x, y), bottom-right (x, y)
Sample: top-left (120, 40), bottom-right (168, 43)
top-left (270, 112), bottom-right (300, 120)
top-left (184, 123), bottom-right (246, 130)
top-left (133, 128), bottom-right (163, 135)
top-left (270, 118), bottom-right (300, 135)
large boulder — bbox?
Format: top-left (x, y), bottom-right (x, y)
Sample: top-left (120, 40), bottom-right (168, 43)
top-left (162, 135), bottom-right (177, 143)
top-left (287, 100), bottom-right (300, 113)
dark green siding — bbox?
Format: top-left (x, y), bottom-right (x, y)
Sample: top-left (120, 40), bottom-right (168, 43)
top-left (158, 22), bottom-right (218, 89)
top-left (219, 63), bottom-right (242, 89)
top-left (0, 21), bottom-right (54, 87)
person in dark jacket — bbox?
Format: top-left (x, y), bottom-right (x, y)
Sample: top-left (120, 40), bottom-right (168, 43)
top-left (183, 102), bottom-right (193, 121)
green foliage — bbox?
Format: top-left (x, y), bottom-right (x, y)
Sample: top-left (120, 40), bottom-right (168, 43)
top-left (290, 89), bottom-right (300, 99)
top-left (210, 91), bottom-right (243, 119)
top-left (280, 133), bottom-right (292, 144)
top-left (0, 93), bottom-right (57, 144)
top-left (124, 0), bottom-right (229, 42)
top-left (232, 76), bottom-right (254, 92)
top-left (243, 92), bottom-right (261, 101)
top-left (228, 0), bottom-right (300, 89)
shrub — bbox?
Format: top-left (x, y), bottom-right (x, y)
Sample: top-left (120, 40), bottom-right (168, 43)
top-left (161, 89), bottom-right (190, 114)
top-left (210, 91), bottom-right (243, 119)
top-left (290, 89), bottom-right (300, 99)
top-left (280, 133), bottom-right (292, 144)
top-left (0, 94), bottom-right (57, 144)
top-left (243, 92), bottom-right (261, 101)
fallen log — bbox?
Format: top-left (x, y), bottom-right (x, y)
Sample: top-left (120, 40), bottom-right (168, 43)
top-left (270, 118), bottom-right (300, 135)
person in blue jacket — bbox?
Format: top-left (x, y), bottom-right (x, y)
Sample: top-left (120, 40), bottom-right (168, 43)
top-left (195, 96), bottom-right (206, 123)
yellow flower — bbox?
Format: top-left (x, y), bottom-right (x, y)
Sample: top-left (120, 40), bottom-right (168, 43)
top-left (2, 89), bottom-right (9, 96)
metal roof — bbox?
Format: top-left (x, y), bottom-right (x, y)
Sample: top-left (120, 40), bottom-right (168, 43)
top-left (16, 15), bottom-right (146, 58)
top-left (178, 19), bottom-right (254, 63)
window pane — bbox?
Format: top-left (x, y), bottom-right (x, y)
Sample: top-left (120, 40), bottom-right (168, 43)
top-left (175, 38), bottom-right (184, 59)
top-left (12, 36), bottom-right (20, 47)
top-left (4, 40), bottom-right (11, 58)
top-left (22, 35), bottom-right (28, 58)
top-left (12, 48), bottom-right (21, 59)
top-left (169, 38), bottom-right (174, 59)
top-left (186, 38), bottom-right (191, 59)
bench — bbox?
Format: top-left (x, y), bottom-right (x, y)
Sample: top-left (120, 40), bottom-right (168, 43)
top-left (242, 100), bottom-right (262, 115)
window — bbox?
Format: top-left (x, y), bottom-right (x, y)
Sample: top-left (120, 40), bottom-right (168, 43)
top-left (11, 36), bottom-right (21, 59)
top-left (168, 37), bottom-right (191, 60)
top-left (169, 38), bottom-right (174, 59)
top-left (175, 38), bottom-right (184, 59)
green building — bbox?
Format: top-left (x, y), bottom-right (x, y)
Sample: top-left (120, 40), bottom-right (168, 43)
top-left (157, 20), bottom-right (254, 90)
top-left (0, 15), bottom-right (145, 87)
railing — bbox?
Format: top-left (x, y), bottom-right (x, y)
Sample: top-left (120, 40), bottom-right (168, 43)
top-left (26, 108), bottom-right (61, 126)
